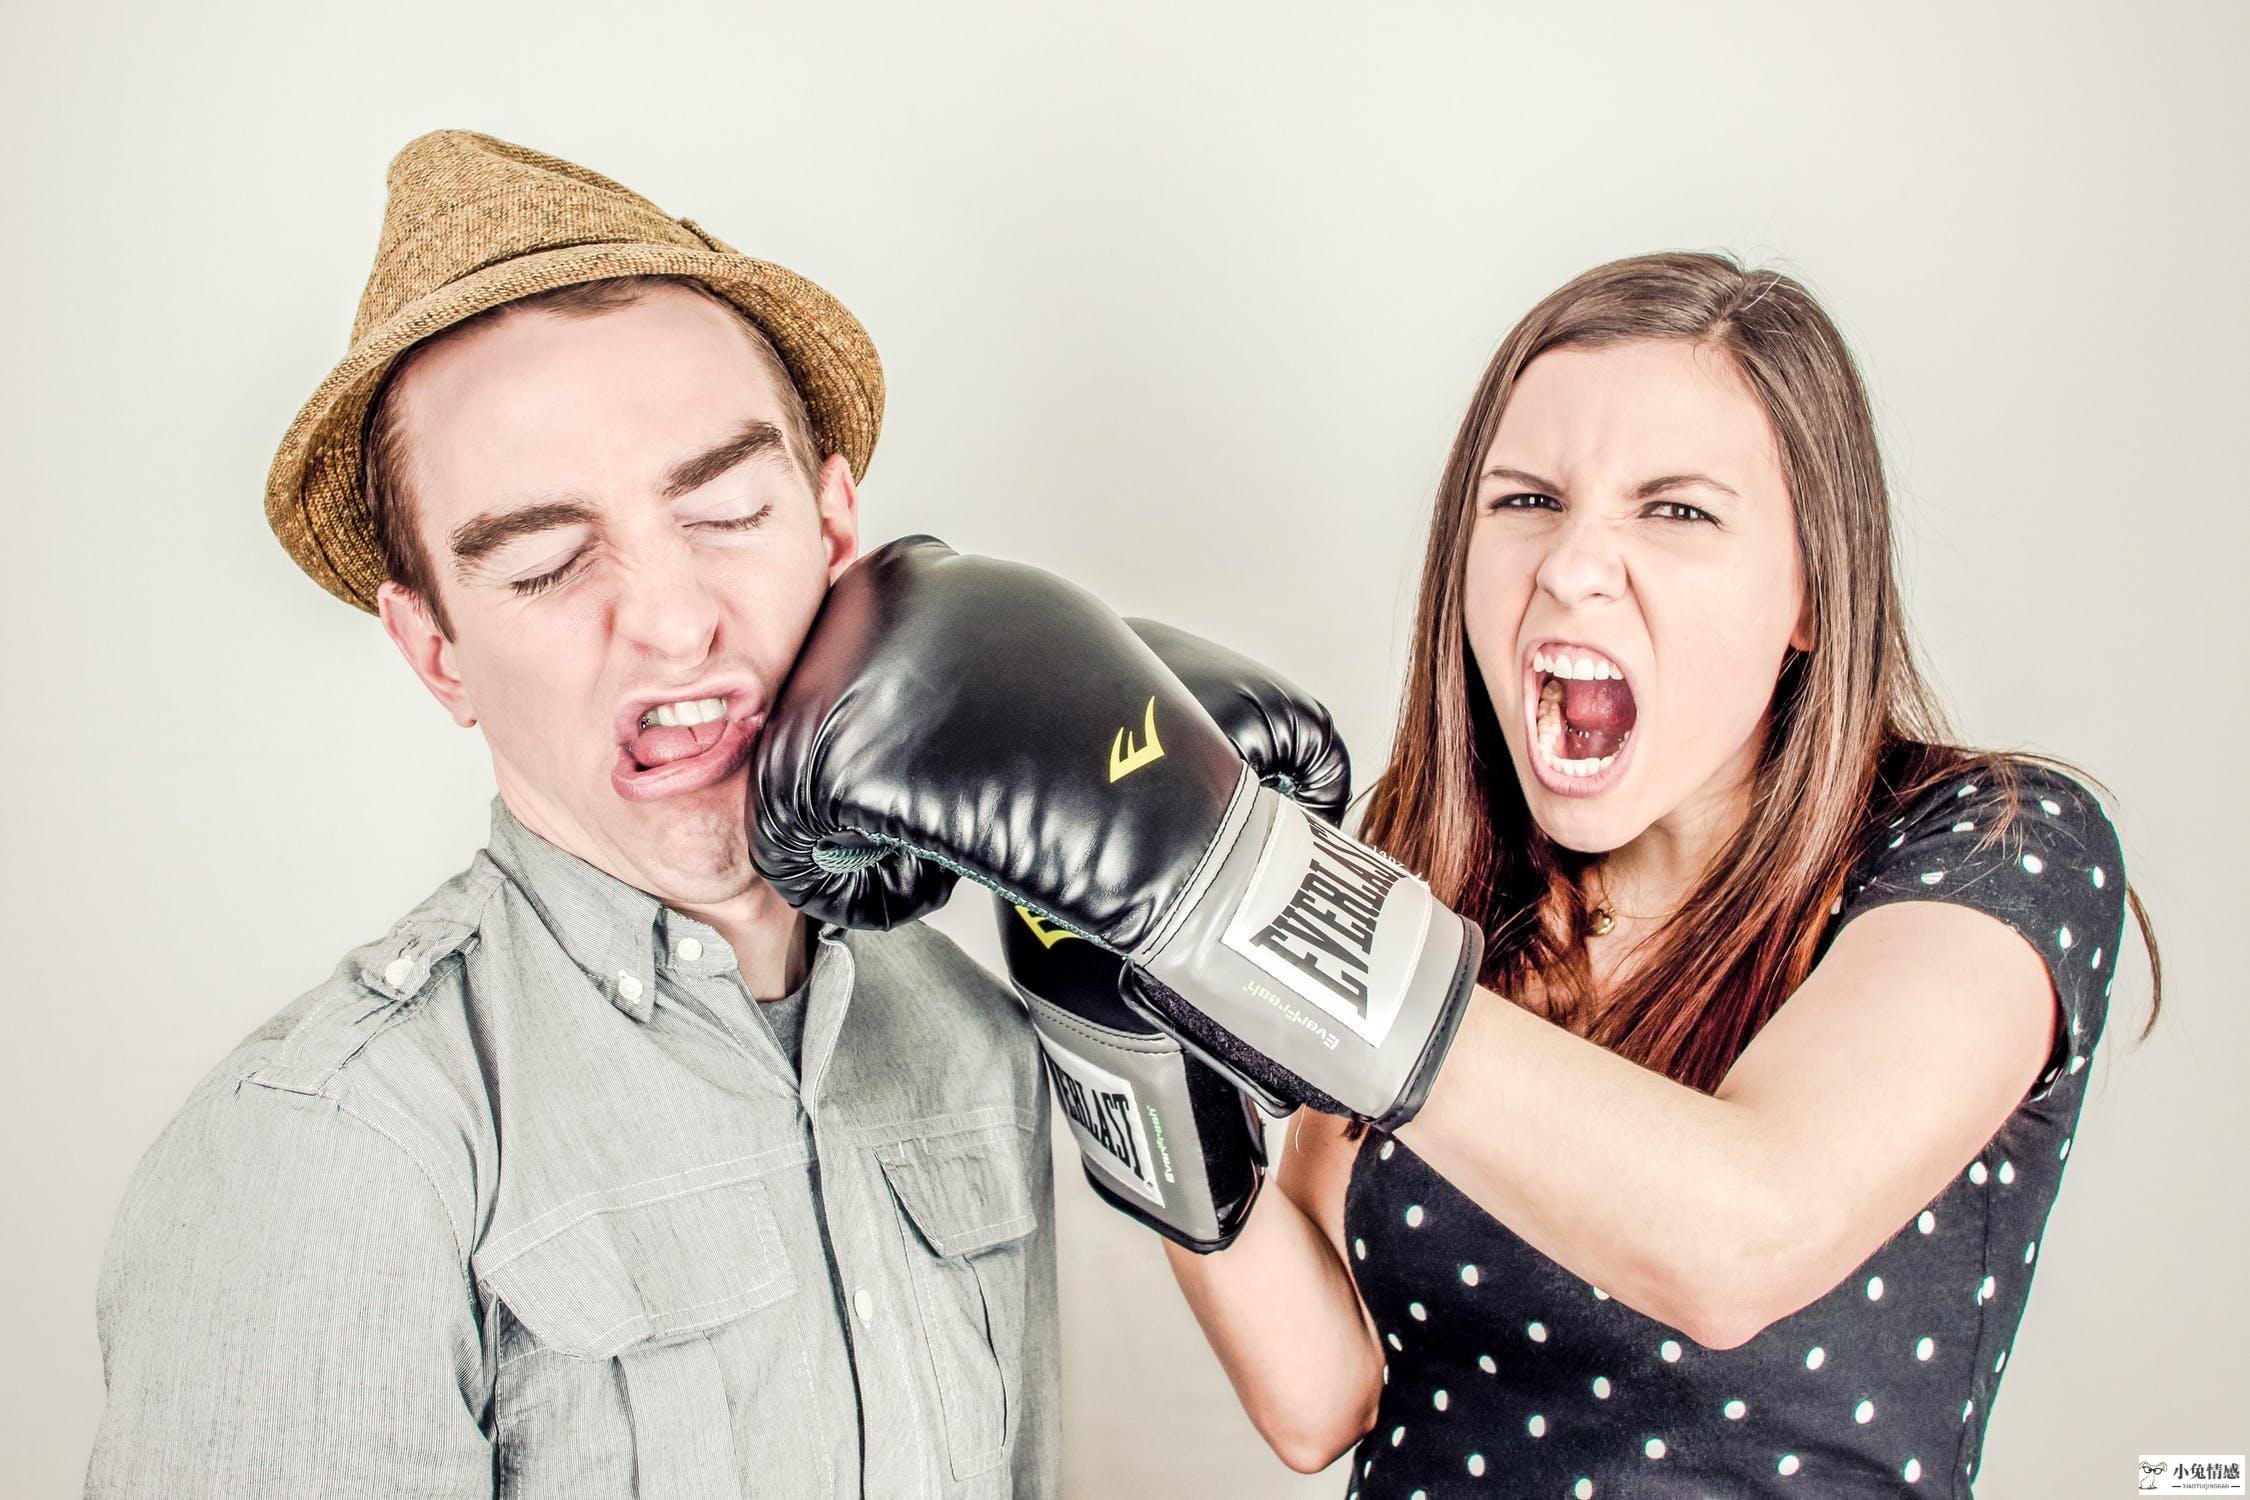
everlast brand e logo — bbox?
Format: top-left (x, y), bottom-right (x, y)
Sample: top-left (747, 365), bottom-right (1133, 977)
top-left (1108, 696), bottom-right (1165, 782)
top-left (1014, 905), bottom-right (1078, 949)
top-left (1041, 1052), bottom-right (1145, 1183)
top-left (1247, 816), bottom-right (1402, 1012)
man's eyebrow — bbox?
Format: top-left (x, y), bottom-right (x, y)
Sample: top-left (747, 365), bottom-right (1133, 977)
top-left (446, 420), bottom-right (793, 579)
top-left (662, 419), bottom-right (789, 499)
top-left (450, 499), bottom-right (601, 577)
top-left (1480, 466), bottom-right (1741, 501)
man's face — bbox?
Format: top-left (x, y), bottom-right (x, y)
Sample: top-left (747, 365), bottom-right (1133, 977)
top-left (375, 284), bottom-right (858, 903)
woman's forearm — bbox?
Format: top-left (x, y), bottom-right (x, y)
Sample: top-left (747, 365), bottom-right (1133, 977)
top-left (1396, 988), bottom-right (1796, 1347)
top-left (1161, 1182), bottom-right (1384, 1473)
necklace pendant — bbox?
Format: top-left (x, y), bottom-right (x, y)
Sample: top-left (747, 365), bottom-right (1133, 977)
top-left (1589, 902), bottom-right (1616, 937)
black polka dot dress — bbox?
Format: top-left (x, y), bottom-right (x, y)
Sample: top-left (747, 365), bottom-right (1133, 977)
top-left (1343, 761), bottom-right (2127, 1498)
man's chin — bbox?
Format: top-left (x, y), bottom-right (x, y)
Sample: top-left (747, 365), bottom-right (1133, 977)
top-left (600, 787), bottom-right (758, 890)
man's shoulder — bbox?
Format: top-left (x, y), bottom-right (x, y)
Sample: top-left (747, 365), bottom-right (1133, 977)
top-left (142, 850), bottom-right (516, 1216)
top-left (228, 850), bottom-right (508, 1090)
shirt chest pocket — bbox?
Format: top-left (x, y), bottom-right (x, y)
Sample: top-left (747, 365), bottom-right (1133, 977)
top-left (479, 1174), bottom-right (820, 1500)
top-left (877, 1122), bottom-right (1041, 1485)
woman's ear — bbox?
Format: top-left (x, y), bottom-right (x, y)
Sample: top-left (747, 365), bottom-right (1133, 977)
top-left (1789, 593), bottom-right (1817, 654)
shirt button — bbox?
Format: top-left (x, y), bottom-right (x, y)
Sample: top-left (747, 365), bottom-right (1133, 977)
top-left (382, 957), bottom-right (414, 989)
top-left (853, 1288), bottom-right (874, 1325)
top-left (617, 972), bottom-right (644, 1003)
top-left (675, 937), bottom-right (703, 962)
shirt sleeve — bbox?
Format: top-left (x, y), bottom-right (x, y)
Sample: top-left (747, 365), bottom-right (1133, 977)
top-left (1834, 760), bottom-right (2128, 1105)
top-left (85, 1080), bottom-right (492, 1499)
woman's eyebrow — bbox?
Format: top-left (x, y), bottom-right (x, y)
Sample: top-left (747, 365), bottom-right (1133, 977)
top-left (1479, 465), bottom-right (1740, 500)
top-left (1482, 466), bottom-right (1562, 493)
top-left (1632, 472), bottom-right (1741, 500)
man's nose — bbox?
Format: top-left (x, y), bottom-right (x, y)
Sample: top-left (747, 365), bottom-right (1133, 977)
top-left (1533, 509), bottom-right (1626, 608)
top-left (612, 537), bottom-right (722, 664)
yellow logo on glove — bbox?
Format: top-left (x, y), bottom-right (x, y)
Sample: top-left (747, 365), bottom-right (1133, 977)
top-left (1108, 696), bottom-right (1165, 782)
top-left (1015, 906), bottom-right (1078, 948)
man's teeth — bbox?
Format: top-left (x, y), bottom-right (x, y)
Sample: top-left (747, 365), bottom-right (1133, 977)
top-left (1535, 676), bottom-right (1626, 779)
top-left (638, 696), bottom-right (728, 730)
top-left (1531, 648), bottom-right (1623, 681)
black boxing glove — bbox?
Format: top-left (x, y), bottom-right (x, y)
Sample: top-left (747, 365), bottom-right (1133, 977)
top-left (1001, 618), bottom-right (1349, 1251)
top-left (753, 537), bottom-right (1481, 1130)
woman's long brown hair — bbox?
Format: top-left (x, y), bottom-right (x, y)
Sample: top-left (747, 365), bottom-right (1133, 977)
top-left (1358, 251), bottom-right (2160, 1095)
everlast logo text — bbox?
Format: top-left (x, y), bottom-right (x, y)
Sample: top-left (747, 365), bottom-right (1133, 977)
top-left (1042, 1053), bottom-right (1144, 1182)
top-left (1248, 816), bottom-right (1402, 1012)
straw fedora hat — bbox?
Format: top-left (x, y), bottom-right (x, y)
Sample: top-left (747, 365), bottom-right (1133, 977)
top-left (264, 128), bottom-right (884, 613)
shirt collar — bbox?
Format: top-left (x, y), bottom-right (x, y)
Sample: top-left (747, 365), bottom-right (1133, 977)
top-left (481, 794), bottom-right (696, 1022)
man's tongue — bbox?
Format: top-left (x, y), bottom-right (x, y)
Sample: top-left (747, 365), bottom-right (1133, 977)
top-left (1561, 678), bottom-right (1637, 760)
top-left (629, 718), bottom-right (727, 770)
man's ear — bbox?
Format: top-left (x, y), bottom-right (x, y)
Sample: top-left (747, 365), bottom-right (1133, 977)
top-left (814, 453), bottom-right (861, 585)
top-left (377, 579), bottom-right (479, 728)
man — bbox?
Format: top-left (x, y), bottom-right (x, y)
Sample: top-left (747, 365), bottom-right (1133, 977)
top-left (85, 129), bottom-right (1058, 1499)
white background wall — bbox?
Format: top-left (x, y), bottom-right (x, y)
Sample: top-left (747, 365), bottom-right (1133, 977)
top-left (3, 3), bottom-right (2243, 1495)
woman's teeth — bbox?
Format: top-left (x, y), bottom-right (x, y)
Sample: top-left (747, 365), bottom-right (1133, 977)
top-left (1531, 648), bottom-right (1624, 681)
top-left (639, 695), bottom-right (728, 730)
top-left (1535, 677), bottom-right (1627, 778)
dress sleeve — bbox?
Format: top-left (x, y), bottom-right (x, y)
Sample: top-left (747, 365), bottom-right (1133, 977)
top-left (1834, 760), bottom-right (2129, 1105)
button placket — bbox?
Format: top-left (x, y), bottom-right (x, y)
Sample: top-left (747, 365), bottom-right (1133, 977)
top-left (820, 1111), bottom-right (922, 1486)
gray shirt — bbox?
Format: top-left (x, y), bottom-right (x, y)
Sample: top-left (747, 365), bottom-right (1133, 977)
top-left (760, 976), bottom-right (812, 1070)
top-left (86, 794), bottom-right (1059, 1499)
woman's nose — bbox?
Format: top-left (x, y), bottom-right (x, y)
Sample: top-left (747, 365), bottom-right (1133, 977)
top-left (1533, 511), bottom-right (1626, 608)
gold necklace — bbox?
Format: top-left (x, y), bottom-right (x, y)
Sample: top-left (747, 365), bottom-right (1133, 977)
top-left (1586, 871), bottom-right (1667, 937)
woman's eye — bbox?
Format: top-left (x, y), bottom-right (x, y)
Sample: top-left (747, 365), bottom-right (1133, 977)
top-left (1648, 500), bottom-right (1716, 524)
top-left (1485, 492), bottom-right (1559, 514)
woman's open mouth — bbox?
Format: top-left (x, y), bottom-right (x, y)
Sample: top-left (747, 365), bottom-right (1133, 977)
top-left (1524, 644), bottom-right (1638, 798)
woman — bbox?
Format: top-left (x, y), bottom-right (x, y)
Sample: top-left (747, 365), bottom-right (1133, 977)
top-left (1165, 251), bottom-right (2160, 1497)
